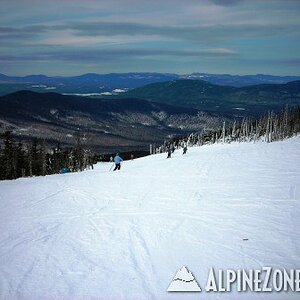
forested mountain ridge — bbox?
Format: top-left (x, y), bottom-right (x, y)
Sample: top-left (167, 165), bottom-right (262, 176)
top-left (117, 80), bottom-right (300, 116)
top-left (1, 72), bottom-right (300, 96)
top-left (0, 91), bottom-right (223, 152)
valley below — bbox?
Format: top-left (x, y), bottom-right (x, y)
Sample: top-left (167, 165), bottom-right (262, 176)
top-left (0, 91), bottom-right (223, 152)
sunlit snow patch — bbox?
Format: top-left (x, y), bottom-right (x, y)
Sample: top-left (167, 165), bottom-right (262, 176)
top-left (112, 88), bottom-right (127, 93)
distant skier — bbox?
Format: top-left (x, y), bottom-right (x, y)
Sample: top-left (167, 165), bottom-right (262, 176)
top-left (167, 148), bottom-right (172, 158)
top-left (171, 145), bottom-right (175, 153)
top-left (113, 153), bottom-right (123, 171)
top-left (183, 145), bottom-right (187, 155)
top-left (110, 156), bottom-right (113, 162)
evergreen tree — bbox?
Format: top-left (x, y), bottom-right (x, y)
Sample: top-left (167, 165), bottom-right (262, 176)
top-left (1, 131), bottom-right (16, 179)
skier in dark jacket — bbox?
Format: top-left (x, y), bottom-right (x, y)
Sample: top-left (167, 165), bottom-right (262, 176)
top-left (167, 148), bottom-right (172, 158)
top-left (183, 145), bottom-right (187, 155)
top-left (113, 153), bottom-right (123, 171)
top-left (171, 145), bottom-right (175, 153)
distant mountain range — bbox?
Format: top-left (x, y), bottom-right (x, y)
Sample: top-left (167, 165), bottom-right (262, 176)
top-left (0, 73), bottom-right (177, 96)
top-left (182, 73), bottom-right (300, 87)
top-left (1, 72), bottom-right (300, 96)
top-left (1, 78), bottom-right (299, 151)
top-left (0, 91), bottom-right (223, 152)
top-left (116, 79), bottom-right (300, 117)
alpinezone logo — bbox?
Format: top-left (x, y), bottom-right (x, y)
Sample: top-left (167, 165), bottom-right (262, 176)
top-left (168, 266), bottom-right (300, 293)
top-left (167, 266), bottom-right (201, 292)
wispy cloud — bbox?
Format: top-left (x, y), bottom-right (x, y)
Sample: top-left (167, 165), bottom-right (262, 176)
top-left (210, 0), bottom-right (243, 6)
top-left (0, 47), bottom-right (238, 63)
top-left (0, 0), bottom-right (299, 75)
top-left (1, 20), bottom-right (298, 45)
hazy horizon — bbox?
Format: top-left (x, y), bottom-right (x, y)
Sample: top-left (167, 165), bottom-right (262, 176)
top-left (1, 71), bottom-right (300, 78)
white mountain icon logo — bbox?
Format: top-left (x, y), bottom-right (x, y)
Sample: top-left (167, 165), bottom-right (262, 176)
top-left (167, 266), bottom-right (201, 292)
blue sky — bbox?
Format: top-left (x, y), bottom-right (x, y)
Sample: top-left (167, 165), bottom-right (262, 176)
top-left (0, 0), bottom-right (299, 76)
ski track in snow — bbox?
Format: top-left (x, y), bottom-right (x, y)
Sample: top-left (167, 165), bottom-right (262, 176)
top-left (0, 137), bottom-right (300, 300)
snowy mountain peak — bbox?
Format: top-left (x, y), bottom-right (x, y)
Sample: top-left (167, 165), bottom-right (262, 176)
top-left (168, 266), bottom-right (201, 292)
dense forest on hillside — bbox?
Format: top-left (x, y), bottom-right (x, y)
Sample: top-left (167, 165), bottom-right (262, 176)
top-left (152, 106), bottom-right (300, 154)
top-left (0, 130), bottom-right (96, 180)
top-left (1, 106), bottom-right (299, 181)
top-left (119, 80), bottom-right (300, 116)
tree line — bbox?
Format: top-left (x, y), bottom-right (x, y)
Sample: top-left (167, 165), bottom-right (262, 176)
top-left (152, 106), bottom-right (300, 153)
top-left (0, 131), bottom-right (96, 181)
top-left (1, 106), bottom-right (299, 180)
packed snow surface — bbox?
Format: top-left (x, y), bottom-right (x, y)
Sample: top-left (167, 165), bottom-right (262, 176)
top-left (0, 138), bottom-right (299, 300)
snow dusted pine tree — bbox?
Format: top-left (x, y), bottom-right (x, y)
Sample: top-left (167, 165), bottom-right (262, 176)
top-left (152, 106), bottom-right (300, 154)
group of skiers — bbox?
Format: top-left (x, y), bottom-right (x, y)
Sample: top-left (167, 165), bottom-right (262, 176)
top-left (166, 143), bottom-right (188, 158)
top-left (111, 145), bottom-right (187, 171)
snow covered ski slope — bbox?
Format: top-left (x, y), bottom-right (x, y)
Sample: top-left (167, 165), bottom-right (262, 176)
top-left (0, 138), bottom-right (299, 300)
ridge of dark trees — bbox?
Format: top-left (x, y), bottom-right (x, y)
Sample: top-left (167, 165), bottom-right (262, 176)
top-left (153, 106), bottom-right (300, 153)
top-left (0, 129), bottom-right (96, 180)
